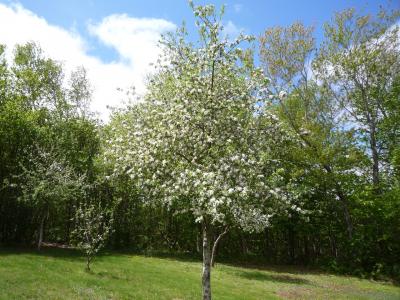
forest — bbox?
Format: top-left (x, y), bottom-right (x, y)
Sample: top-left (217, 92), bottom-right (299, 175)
top-left (0, 2), bottom-right (399, 299)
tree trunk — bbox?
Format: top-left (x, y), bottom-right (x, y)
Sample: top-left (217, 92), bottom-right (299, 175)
top-left (240, 233), bottom-right (248, 256)
top-left (65, 200), bottom-right (73, 244)
top-left (37, 216), bottom-right (45, 251)
top-left (352, 75), bottom-right (380, 188)
top-left (331, 234), bottom-right (338, 258)
top-left (86, 256), bottom-right (91, 271)
top-left (303, 235), bottom-right (309, 264)
top-left (211, 226), bottom-right (229, 267)
top-left (202, 221), bottom-right (211, 300)
top-left (288, 226), bottom-right (295, 264)
top-left (370, 125), bottom-right (380, 187)
top-left (196, 227), bottom-right (201, 254)
top-left (323, 164), bottom-right (354, 239)
top-left (335, 188), bottom-right (353, 240)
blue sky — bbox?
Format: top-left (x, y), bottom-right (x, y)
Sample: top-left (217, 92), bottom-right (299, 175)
top-left (8, 0), bottom-right (398, 59)
top-left (0, 0), bottom-right (397, 119)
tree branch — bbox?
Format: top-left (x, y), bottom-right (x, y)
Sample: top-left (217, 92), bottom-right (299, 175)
top-left (211, 225), bottom-right (229, 267)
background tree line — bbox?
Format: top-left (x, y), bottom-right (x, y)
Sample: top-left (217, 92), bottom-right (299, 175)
top-left (0, 5), bottom-right (399, 281)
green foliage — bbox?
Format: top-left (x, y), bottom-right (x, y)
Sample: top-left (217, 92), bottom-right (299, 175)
top-left (17, 148), bottom-right (83, 208)
top-left (259, 6), bottom-right (400, 277)
top-left (0, 42), bottom-right (101, 246)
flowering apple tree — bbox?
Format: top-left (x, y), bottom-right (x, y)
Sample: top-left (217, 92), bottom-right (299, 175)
top-left (105, 3), bottom-right (292, 299)
top-left (71, 202), bottom-right (114, 271)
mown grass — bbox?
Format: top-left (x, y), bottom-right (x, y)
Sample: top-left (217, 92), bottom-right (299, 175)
top-left (0, 247), bottom-right (399, 299)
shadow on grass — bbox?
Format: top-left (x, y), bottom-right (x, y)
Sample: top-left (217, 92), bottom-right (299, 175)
top-left (0, 246), bottom-right (323, 275)
top-left (237, 270), bottom-right (312, 285)
top-left (224, 261), bottom-right (325, 275)
top-left (141, 250), bottom-right (201, 263)
top-left (0, 245), bottom-right (112, 262)
top-left (141, 251), bottom-right (323, 284)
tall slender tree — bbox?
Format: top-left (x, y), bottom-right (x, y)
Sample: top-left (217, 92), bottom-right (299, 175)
top-left (314, 8), bottom-right (400, 189)
top-left (259, 23), bottom-right (361, 240)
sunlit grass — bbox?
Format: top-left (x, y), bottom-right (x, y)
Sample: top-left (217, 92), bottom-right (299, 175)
top-left (0, 247), bottom-right (399, 299)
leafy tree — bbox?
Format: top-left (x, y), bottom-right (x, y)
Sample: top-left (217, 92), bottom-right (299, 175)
top-left (259, 22), bottom-right (362, 240)
top-left (259, 9), bottom-right (400, 275)
top-left (12, 42), bottom-right (65, 114)
top-left (67, 66), bottom-right (93, 119)
top-left (15, 147), bottom-right (84, 250)
top-left (0, 42), bottom-right (101, 245)
top-left (314, 8), bottom-right (400, 189)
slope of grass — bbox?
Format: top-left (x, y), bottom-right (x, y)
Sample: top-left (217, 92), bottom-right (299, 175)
top-left (0, 247), bottom-right (399, 299)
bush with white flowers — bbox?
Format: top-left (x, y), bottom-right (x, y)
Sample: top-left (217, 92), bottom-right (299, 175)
top-left (72, 203), bottom-right (113, 271)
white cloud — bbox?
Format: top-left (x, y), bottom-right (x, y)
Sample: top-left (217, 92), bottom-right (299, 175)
top-left (233, 4), bottom-right (243, 13)
top-left (88, 15), bottom-right (175, 70)
top-left (222, 20), bottom-right (243, 39)
top-left (88, 15), bottom-right (176, 93)
top-left (0, 3), bottom-right (176, 121)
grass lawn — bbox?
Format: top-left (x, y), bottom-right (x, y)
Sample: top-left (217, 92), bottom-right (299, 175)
top-left (0, 247), bottom-right (399, 299)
